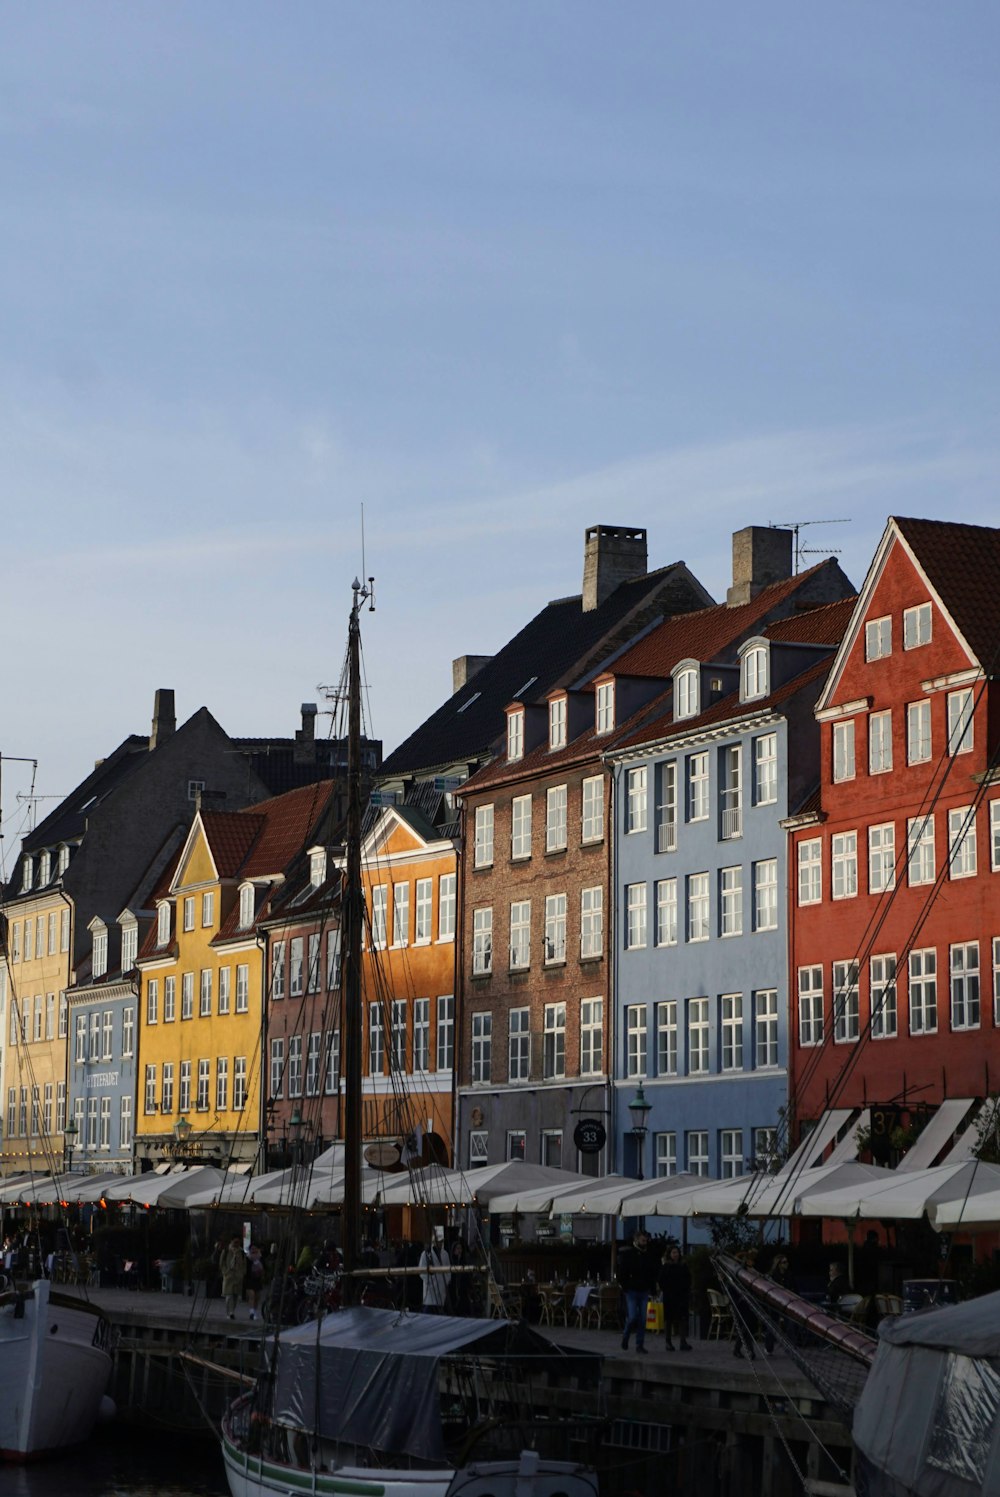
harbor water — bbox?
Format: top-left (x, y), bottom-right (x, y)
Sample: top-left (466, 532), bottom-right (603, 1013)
top-left (2, 1430), bottom-right (229, 1497)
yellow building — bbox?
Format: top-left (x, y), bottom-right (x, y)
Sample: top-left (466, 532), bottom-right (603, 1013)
top-left (135, 784), bottom-right (335, 1168)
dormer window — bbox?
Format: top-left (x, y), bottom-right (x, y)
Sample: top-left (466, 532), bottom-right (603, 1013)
top-left (21, 857), bottom-right (33, 894)
top-left (742, 645), bottom-right (768, 702)
top-left (120, 918), bottom-right (138, 972)
top-left (239, 883), bottom-right (256, 930)
top-left (674, 667), bottom-right (699, 721)
top-left (57, 844), bottom-right (71, 876)
top-left (156, 902), bottom-right (171, 947)
top-left (549, 697), bottom-right (567, 751)
top-left (310, 848), bottom-right (327, 887)
top-left (91, 921), bottom-right (108, 979)
top-left (38, 851), bottom-right (51, 886)
top-left (507, 710), bottom-right (524, 762)
top-left (595, 682), bottom-right (615, 735)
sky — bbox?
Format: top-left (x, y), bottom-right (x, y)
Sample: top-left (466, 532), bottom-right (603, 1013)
top-left (2, 3), bottom-right (998, 861)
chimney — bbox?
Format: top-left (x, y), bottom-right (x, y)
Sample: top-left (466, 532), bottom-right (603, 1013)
top-left (726, 526), bottom-right (793, 607)
top-left (294, 703), bottom-right (318, 764)
top-left (582, 525), bottom-right (647, 612)
top-left (150, 689), bottom-right (176, 750)
top-left (452, 655), bottom-right (493, 694)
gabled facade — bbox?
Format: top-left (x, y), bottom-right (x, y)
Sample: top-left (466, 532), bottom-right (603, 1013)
top-left (788, 517), bottom-right (1000, 1159)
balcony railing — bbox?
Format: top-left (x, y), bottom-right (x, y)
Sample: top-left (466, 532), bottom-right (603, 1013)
top-left (656, 818), bottom-right (677, 853)
top-left (721, 800), bottom-right (742, 840)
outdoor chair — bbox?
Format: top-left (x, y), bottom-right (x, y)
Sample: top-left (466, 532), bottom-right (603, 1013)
top-left (707, 1288), bottom-right (733, 1340)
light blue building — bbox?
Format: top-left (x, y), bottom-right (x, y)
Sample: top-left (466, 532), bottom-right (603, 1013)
top-left (607, 614), bottom-right (848, 1231)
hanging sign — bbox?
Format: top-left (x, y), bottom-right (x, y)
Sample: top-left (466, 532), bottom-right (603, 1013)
top-left (573, 1119), bottom-right (607, 1155)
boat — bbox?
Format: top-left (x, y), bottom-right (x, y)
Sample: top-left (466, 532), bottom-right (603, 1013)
top-left (0, 1277), bottom-right (115, 1460)
top-left (220, 580), bottom-right (602, 1497)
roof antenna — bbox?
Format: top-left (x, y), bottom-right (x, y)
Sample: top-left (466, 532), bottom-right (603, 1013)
top-left (360, 505), bottom-right (375, 612)
top-left (770, 519), bottom-right (850, 574)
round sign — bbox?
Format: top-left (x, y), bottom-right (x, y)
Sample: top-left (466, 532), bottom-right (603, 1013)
top-left (364, 1141), bottom-right (402, 1169)
top-left (573, 1118), bottom-right (607, 1155)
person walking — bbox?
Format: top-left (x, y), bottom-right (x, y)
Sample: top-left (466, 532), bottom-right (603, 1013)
top-left (221, 1235), bottom-right (247, 1320)
top-left (616, 1230), bottom-right (659, 1355)
top-left (246, 1243), bottom-right (265, 1321)
top-left (658, 1245), bottom-right (692, 1351)
top-left (419, 1236), bottom-right (451, 1313)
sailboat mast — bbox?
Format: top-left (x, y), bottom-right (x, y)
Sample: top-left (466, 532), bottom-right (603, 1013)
top-left (341, 579), bottom-right (366, 1296)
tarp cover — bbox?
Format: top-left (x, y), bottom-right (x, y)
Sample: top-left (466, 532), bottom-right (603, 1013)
top-left (270, 1306), bottom-right (574, 1463)
top-left (854, 1292), bottom-right (1000, 1497)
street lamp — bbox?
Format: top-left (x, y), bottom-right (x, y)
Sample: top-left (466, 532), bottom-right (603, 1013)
top-left (628, 1084), bottom-right (653, 1181)
top-left (290, 1107), bottom-right (312, 1163)
top-left (172, 1117), bottom-right (192, 1155)
top-left (63, 1118), bottom-right (79, 1173)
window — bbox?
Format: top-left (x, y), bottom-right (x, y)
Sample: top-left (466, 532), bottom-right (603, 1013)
top-left (753, 860), bottom-right (778, 932)
top-left (157, 903), bottom-right (171, 946)
top-left (200, 969), bottom-right (212, 1017)
top-left (413, 1000), bottom-right (430, 1072)
top-left (234, 1058), bottom-right (247, 1111)
top-left (371, 887), bottom-right (387, 948)
top-left (469, 1130), bottom-right (488, 1167)
top-left (742, 646), bottom-right (768, 701)
top-left (197, 1058), bottom-right (210, 1111)
top-left (161, 1063), bottom-right (174, 1114)
top-left (655, 1133), bottom-right (677, 1177)
top-left (907, 700), bottom-right (931, 764)
top-left (580, 998), bottom-right (603, 1075)
top-left (544, 893), bottom-right (567, 964)
top-left (43, 1081), bottom-right (52, 1135)
top-left (595, 681), bottom-right (615, 734)
top-left (720, 867), bottom-right (743, 937)
top-left (509, 1008), bottom-right (530, 1081)
top-left (542, 1130), bottom-right (563, 1168)
top-left (509, 900), bottom-right (531, 969)
top-left (625, 768), bottom-right (647, 835)
top-left (58, 992), bottom-right (67, 1038)
top-left (287, 1034), bottom-right (303, 1097)
top-left (92, 925), bottom-right (108, 978)
top-left (687, 873), bottom-right (709, 942)
top-left (415, 878), bottom-right (432, 942)
top-left (546, 785), bottom-right (568, 851)
top-left (721, 995), bottom-right (743, 1071)
top-left (235, 965), bottom-right (249, 1012)
top-left (688, 998), bottom-right (709, 1074)
top-left (908, 815), bottom-right (936, 886)
top-left (89, 1010), bottom-right (100, 1061)
top-left (436, 996), bottom-right (454, 1071)
top-left (390, 1000), bottom-right (406, 1071)
top-left (218, 966), bottom-right (231, 1014)
top-left (506, 1131), bottom-right (527, 1162)
top-left (833, 720), bottom-right (855, 782)
top-left (309, 848), bottom-right (326, 888)
top-left (992, 803), bottom-right (1000, 872)
top-left (369, 1004), bottom-right (385, 1074)
top-left (179, 1060), bottom-right (191, 1112)
top-left (720, 1129), bottom-right (744, 1179)
top-left (949, 807), bottom-right (977, 879)
top-left (798, 839), bottom-right (822, 904)
top-left (507, 709), bottom-right (524, 761)
top-left (511, 795), bottom-right (532, 859)
top-left (217, 1056), bottom-right (229, 1111)
top-left (325, 1031), bottom-right (340, 1092)
top-left (181, 972), bottom-right (194, 1020)
top-left (288, 936), bottom-right (304, 997)
top-left (307, 933), bottom-right (321, 993)
top-left (832, 832), bottom-right (858, 900)
top-left (720, 745), bottom-right (742, 840)
top-left (122, 1006), bottom-right (134, 1057)
top-left (121, 922), bottom-right (137, 970)
top-left (865, 616), bottom-right (891, 661)
top-left (549, 696), bottom-right (566, 750)
top-left (120, 1095), bottom-right (132, 1151)
top-left (688, 752), bottom-right (709, 821)
top-left (994, 939), bottom-right (1000, 1028)
top-left (948, 689), bottom-right (974, 756)
top-left (144, 1065), bottom-right (157, 1114)
top-left (951, 942), bottom-right (980, 1030)
top-left (833, 960), bottom-right (860, 1043)
top-left (754, 734), bottom-right (777, 806)
top-left (652, 760), bottom-right (679, 854)
top-left (270, 1037), bottom-right (285, 1099)
top-left (581, 776), bottom-right (604, 842)
top-left (656, 1001), bottom-right (678, 1076)
top-left (869, 711), bottom-right (893, 774)
top-left (675, 667), bottom-right (699, 720)
top-left (903, 602), bottom-right (931, 649)
top-left (752, 1128), bottom-right (779, 1172)
top-left (35, 998), bottom-right (43, 1043)
top-left (474, 806), bottom-right (494, 868)
top-left (580, 886), bottom-right (603, 958)
top-left (870, 954), bottom-right (897, 1039)
top-left (183, 896), bottom-right (195, 932)
top-left (687, 1132), bottom-right (710, 1176)
top-left (57, 1080), bottom-right (66, 1132)
top-left (869, 823), bottom-right (896, 894)
top-left (798, 967), bottom-right (824, 1046)
top-left (23, 919), bottom-right (32, 962)
top-left (626, 1006), bottom-right (647, 1078)
top-left (543, 1003), bottom-right (566, 1079)
top-left (909, 948), bottom-right (937, 1034)
top-left (45, 992), bottom-right (54, 1041)
top-left (438, 874), bottom-right (456, 939)
top-left (754, 990), bottom-right (778, 1068)
top-left (74, 1012), bottom-right (86, 1064)
top-left (5, 1090), bottom-right (13, 1139)
top-left (626, 884), bottom-right (647, 949)
top-left (472, 908), bottom-right (493, 975)
top-left (655, 878), bottom-right (678, 947)
top-left (390, 884), bottom-right (410, 947)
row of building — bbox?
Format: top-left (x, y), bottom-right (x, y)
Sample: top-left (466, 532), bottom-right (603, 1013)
top-left (2, 517), bottom-right (998, 1209)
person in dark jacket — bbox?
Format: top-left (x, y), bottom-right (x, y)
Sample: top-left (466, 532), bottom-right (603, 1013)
top-left (658, 1245), bottom-right (692, 1351)
top-left (616, 1231), bottom-right (659, 1354)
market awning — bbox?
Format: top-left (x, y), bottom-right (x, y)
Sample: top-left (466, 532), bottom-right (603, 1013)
top-left (798, 1160), bottom-right (1000, 1222)
top-left (895, 1099), bottom-right (976, 1172)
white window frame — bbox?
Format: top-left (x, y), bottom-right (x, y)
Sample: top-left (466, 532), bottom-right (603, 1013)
top-left (869, 710), bottom-right (893, 774)
top-left (869, 822), bottom-right (896, 894)
top-left (581, 776), bottom-right (604, 843)
top-left (655, 878), bottom-right (678, 947)
top-left (720, 1129), bottom-right (744, 1179)
top-left (546, 785), bottom-right (568, 852)
top-left (371, 887), bottom-right (388, 949)
top-left (907, 815), bottom-right (936, 886)
top-left (721, 994), bottom-right (743, 1072)
top-left (687, 872), bottom-right (709, 942)
top-left (831, 831), bottom-right (858, 900)
top-left (675, 667), bottom-right (699, 720)
top-left (626, 1005), bottom-right (647, 1079)
top-left (580, 886), bottom-right (603, 958)
top-left (687, 1131), bottom-right (710, 1177)
top-left (509, 900), bottom-right (531, 970)
top-left (392, 882), bottom-right (410, 946)
top-left (438, 874), bottom-right (456, 939)
top-left (742, 645), bottom-right (768, 701)
top-left (474, 805), bottom-right (494, 868)
top-left (580, 997), bottom-right (603, 1076)
top-left (688, 752), bottom-right (709, 822)
top-left (870, 953), bottom-right (897, 1040)
top-left (507, 709), bottom-right (524, 762)
top-left (626, 883), bottom-right (648, 949)
top-left (544, 892), bottom-right (567, 964)
top-left (415, 878), bottom-right (433, 943)
top-left (948, 807), bottom-right (977, 879)
top-left (865, 616), bottom-right (891, 661)
top-left (472, 908), bottom-right (493, 975)
top-left (947, 688), bottom-right (974, 756)
top-left (798, 839), bottom-right (822, 904)
top-left (511, 795), bottom-right (532, 860)
top-left (625, 767), bottom-right (647, 835)
top-left (508, 1007), bottom-right (530, 1082)
top-left (798, 966), bottom-right (824, 1046)
top-left (950, 942), bottom-right (980, 1031)
top-left (907, 699), bottom-right (932, 765)
top-left (595, 681), bottom-right (615, 734)
top-left (753, 859), bottom-right (778, 932)
top-left (183, 895), bottom-right (195, 932)
top-left (655, 1132), bottom-right (677, 1177)
top-left (753, 733), bottom-right (777, 807)
top-left (754, 990), bottom-right (778, 1068)
top-left (720, 866), bottom-right (743, 937)
top-left (687, 997), bottom-right (709, 1075)
top-left (549, 696), bottom-right (566, 751)
top-left (833, 960), bottom-right (860, 1043)
top-left (833, 720), bottom-right (855, 783)
top-left (909, 948), bottom-right (937, 1035)
top-left (656, 1000), bottom-right (678, 1076)
top-left (903, 602), bottom-right (931, 650)
top-left (543, 1002), bottom-right (566, 1079)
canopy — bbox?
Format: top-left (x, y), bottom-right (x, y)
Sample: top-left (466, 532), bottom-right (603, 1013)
top-left (376, 1161), bottom-right (594, 1209)
top-left (895, 1099), bottom-right (976, 1172)
top-left (103, 1166), bottom-right (230, 1206)
top-left (10, 1172), bottom-right (121, 1205)
top-left (798, 1160), bottom-right (1000, 1222)
top-left (675, 1162), bottom-right (892, 1219)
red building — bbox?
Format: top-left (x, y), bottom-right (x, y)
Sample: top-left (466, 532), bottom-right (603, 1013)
top-left (788, 517), bottom-right (1000, 1163)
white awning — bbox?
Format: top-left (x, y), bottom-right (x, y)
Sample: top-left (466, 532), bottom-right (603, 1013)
top-left (896, 1099), bottom-right (975, 1172)
top-left (942, 1101), bottom-right (995, 1165)
top-left (781, 1109), bottom-right (853, 1173)
top-left (825, 1110), bottom-right (870, 1167)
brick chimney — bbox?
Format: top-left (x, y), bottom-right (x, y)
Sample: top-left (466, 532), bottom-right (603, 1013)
top-left (452, 655), bottom-right (493, 694)
top-left (582, 525), bottom-right (647, 612)
top-left (726, 526), bottom-right (793, 607)
top-left (150, 689), bottom-right (176, 750)
top-left (294, 703), bottom-right (318, 764)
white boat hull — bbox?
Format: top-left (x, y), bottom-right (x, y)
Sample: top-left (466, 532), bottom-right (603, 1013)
top-left (0, 1279), bottom-right (114, 1460)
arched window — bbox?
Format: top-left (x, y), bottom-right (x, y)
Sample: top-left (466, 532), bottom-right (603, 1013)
top-left (675, 667), bottom-right (699, 720)
top-left (742, 646), bottom-right (768, 701)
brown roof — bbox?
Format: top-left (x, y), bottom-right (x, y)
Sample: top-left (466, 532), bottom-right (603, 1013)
top-left (895, 516), bottom-right (1000, 671)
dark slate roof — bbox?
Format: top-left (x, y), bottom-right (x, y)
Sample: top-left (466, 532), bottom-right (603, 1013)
top-left (21, 736), bottom-right (150, 853)
top-left (894, 516), bottom-right (1000, 671)
top-left (233, 735), bottom-right (381, 795)
top-left (380, 561), bottom-right (713, 778)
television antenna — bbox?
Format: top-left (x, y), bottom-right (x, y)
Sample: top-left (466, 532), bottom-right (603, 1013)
top-left (771, 519), bottom-right (850, 574)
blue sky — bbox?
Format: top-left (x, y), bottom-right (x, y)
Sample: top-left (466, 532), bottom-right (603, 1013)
top-left (2, 4), bottom-right (998, 852)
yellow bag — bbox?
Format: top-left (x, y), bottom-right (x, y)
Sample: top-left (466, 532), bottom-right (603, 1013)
top-left (646, 1300), bottom-right (664, 1332)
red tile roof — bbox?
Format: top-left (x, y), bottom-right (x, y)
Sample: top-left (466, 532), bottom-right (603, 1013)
top-left (895, 517), bottom-right (1000, 671)
top-left (766, 596), bottom-right (857, 646)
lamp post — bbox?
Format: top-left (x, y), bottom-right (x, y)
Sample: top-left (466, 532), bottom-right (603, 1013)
top-left (628, 1084), bottom-right (652, 1181)
top-left (172, 1117), bottom-right (192, 1156)
top-left (63, 1118), bottom-right (79, 1174)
